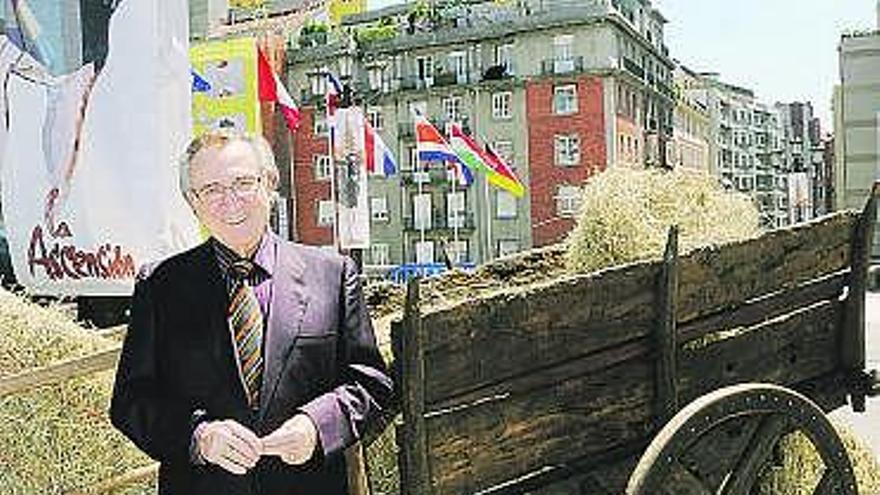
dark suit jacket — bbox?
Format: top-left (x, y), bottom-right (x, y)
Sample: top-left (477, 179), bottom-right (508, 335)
top-left (110, 236), bottom-right (394, 495)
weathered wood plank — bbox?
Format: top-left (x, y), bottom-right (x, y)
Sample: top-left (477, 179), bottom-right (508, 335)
top-left (421, 261), bottom-right (660, 405)
top-left (427, 358), bottom-right (655, 494)
top-left (679, 270), bottom-right (847, 344)
top-left (841, 183), bottom-right (878, 412)
top-left (677, 211), bottom-right (857, 323)
top-left (678, 301), bottom-right (841, 405)
top-left (655, 226), bottom-right (680, 424)
top-left (0, 346), bottom-right (121, 397)
top-left (421, 300), bottom-right (841, 494)
top-left (397, 278), bottom-right (431, 495)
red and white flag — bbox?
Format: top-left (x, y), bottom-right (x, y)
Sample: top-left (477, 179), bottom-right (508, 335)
top-left (258, 48), bottom-right (300, 133)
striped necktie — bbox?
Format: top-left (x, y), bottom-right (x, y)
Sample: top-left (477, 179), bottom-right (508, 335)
top-left (228, 259), bottom-right (264, 409)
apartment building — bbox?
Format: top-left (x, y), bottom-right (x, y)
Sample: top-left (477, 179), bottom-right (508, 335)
top-left (679, 72), bottom-right (793, 229)
top-left (287, 0), bottom-right (676, 266)
top-left (835, 14), bottom-right (880, 259)
top-left (670, 65), bottom-right (710, 173)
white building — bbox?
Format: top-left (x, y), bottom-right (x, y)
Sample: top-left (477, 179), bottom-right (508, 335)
top-left (835, 6), bottom-right (880, 259)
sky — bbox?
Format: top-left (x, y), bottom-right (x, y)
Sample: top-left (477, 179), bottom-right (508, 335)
top-left (658, 0), bottom-right (876, 131)
top-left (367, 0), bottom-right (877, 131)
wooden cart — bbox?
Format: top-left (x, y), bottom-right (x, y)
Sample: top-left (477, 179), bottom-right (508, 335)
top-left (391, 184), bottom-right (880, 495)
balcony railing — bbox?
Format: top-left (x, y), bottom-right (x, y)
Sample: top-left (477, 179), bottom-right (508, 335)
top-left (622, 57), bottom-right (644, 79)
top-left (541, 56), bottom-right (584, 75)
top-left (403, 211), bottom-right (476, 231)
top-left (399, 168), bottom-right (450, 186)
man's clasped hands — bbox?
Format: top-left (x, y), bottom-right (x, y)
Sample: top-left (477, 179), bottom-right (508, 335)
top-left (194, 414), bottom-right (318, 475)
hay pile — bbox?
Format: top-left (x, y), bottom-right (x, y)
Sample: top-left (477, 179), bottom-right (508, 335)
top-left (0, 291), bottom-right (154, 495)
top-left (564, 167), bottom-right (762, 273)
top-left (755, 423), bottom-right (880, 495)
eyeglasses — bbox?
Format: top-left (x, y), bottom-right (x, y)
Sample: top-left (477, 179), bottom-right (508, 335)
top-left (192, 175), bottom-right (263, 205)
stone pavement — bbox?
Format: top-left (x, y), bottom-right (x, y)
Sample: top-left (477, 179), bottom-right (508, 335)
top-left (829, 291), bottom-right (880, 459)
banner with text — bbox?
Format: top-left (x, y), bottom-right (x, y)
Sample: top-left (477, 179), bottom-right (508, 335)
top-left (0, 1), bottom-right (200, 296)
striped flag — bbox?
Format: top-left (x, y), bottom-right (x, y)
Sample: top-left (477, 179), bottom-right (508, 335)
top-left (413, 113), bottom-right (472, 185)
top-left (449, 124), bottom-right (525, 197)
top-left (326, 71), bottom-right (343, 121)
top-left (257, 47), bottom-right (301, 132)
top-left (364, 118), bottom-right (396, 176)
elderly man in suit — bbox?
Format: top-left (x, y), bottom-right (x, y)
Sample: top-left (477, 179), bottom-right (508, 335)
top-left (110, 130), bottom-right (394, 494)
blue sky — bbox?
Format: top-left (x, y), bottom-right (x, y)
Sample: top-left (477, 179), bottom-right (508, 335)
top-left (659, 0), bottom-right (876, 131)
top-left (367, 0), bottom-right (877, 131)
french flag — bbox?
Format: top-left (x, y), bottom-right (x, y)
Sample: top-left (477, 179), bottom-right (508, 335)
top-left (364, 119), bottom-right (396, 177)
top-left (326, 72), bottom-right (343, 121)
top-left (258, 48), bottom-right (300, 132)
top-left (414, 113), bottom-right (473, 185)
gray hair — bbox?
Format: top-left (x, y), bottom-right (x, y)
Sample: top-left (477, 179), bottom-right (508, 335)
top-left (179, 130), bottom-right (279, 202)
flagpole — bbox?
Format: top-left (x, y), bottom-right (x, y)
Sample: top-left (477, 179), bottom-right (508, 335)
top-left (327, 74), bottom-right (340, 252)
top-left (452, 170), bottom-right (460, 264)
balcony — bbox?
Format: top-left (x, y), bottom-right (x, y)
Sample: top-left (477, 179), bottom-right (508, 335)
top-left (541, 56), bottom-right (584, 76)
top-left (403, 211), bottom-right (476, 231)
top-left (622, 57), bottom-right (644, 79)
top-left (399, 168), bottom-right (451, 186)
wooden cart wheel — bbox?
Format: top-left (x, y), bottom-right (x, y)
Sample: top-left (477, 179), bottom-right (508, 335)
top-left (625, 383), bottom-right (858, 495)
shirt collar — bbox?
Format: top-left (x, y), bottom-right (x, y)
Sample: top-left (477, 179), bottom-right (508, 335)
top-left (211, 231), bottom-right (275, 280)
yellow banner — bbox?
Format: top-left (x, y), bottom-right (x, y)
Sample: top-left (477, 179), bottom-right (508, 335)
top-left (190, 37), bottom-right (261, 136)
top-left (328, 0), bottom-right (365, 25)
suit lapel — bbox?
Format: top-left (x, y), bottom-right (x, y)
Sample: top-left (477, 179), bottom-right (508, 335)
top-left (259, 238), bottom-right (308, 419)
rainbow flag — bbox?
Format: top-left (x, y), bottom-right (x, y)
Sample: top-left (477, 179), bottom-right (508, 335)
top-left (414, 113), bottom-right (473, 185)
top-left (449, 124), bottom-right (525, 197)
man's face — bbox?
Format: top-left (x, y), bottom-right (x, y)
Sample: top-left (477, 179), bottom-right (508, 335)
top-left (188, 140), bottom-right (273, 255)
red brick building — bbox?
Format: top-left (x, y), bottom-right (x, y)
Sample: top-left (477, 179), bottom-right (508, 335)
top-left (527, 76), bottom-right (607, 247)
top-left (291, 107), bottom-right (334, 246)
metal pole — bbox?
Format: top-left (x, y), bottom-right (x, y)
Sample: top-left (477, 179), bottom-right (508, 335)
top-left (327, 74), bottom-right (340, 252)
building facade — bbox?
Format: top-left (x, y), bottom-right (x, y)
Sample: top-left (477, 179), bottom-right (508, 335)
top-left (835, 18), bottom-right (880, 259)
top-left (286, 0), bottom-right (676, 268)
top-left (670, 64), bottom-right (710, 173)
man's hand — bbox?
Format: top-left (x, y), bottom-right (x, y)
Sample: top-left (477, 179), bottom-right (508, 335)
top-left (195, 420), bottom-right (261, 475)
top-left (261, 414), bottom-right (319, 465)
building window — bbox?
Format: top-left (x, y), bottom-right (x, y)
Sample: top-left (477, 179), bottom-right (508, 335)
top-left (492, 91), bottom-right (512, 120)
top-left (413, 193), bottom-right (432, 230)
top-left (495, 42), bottom-right (514, 75)
top-left (370, 243), bottom-right (390, 265)
top-left (447, 51), bottom-right (468, 83)
top-left (416, 56), bottom-right (434, 87)
top-left (317, 200), bottom-right (335, 226)
top-left (446, 191), bottom-right (466, 227)
top-left (496, 190), bottom-right (517, 219)
top-left (493, 140), bottom-right (515, 169)
top-left (443, 95), bottom-right (463, 123)
top-left (310, 66), bottom-right (328, 96)
top-left (553, 34), bottom-right (575, 73)
top-left (314, 154), bottom-right (331, 181)
top-left (368, 65), bottom-right (384, 91)
top-left (555, 134), bottom-right (580, 166)
top-left (556, 184), bottom-right (582, 217)
top-left (313, 115), bottom-right (329, 136)
top-left (367, 107), bottom-right (384, 130)
top-left (497, 239), bottom-right (520, 257)
top-left (415, 240), bottom-right (434, 264)
top-left (370, 196), bottom-right (389, 222)
top-left (445, 240), bottom-right (469, 264)
top-left (553, 84), bottom-right (577, 115)
top-left (553, 34), bottom-right (574, 61)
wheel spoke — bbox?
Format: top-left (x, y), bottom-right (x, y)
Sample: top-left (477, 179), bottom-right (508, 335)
top-left (721, 414), bottom-right (790, 495)
top-left (813, 469), bottom-right (837, 495)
